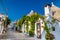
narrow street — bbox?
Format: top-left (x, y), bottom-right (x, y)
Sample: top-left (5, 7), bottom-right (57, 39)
top-left (0, 29), bottom-right (35, 40)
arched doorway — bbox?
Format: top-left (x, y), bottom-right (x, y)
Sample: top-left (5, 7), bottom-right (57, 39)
top-left (36, 23), bottom-right (41, 39)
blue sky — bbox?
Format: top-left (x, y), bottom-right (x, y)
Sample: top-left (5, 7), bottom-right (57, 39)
top-left (0, 0), bottom-right (60, 21)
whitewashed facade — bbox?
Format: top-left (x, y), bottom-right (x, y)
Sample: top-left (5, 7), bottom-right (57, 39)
top-left (41, 2), bottom-right (60, 40)
top-left (0, 13), bottom-right (6, 34)
top-left (22, 2), bottom-right (60, 40)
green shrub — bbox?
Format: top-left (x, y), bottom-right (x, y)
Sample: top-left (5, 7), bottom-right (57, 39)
top-left (19, 30), bottom-right (22, 33)
top-left (29, 30), bottom-right (34, 37)
top-left (52, 18), bottom-right (56, 23)
top-left (45, 33), bottom-right (55, 40)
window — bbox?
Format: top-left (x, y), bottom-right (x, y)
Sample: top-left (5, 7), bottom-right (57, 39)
top-left (52, 12), bottom-right (54, 16)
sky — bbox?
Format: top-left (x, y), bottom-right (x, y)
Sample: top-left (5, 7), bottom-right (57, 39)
top-left (0, 0), bottom-right (60, 21)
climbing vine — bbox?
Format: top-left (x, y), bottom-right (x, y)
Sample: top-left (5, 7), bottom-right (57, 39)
top-left (17, 12), bottom-right (47, 37)
top-left (44, 20), bottom-right (55, 40)
top-left (25, 21), bottom-right (29, 33)
top-left (52, 18), bottom-right (56, 23)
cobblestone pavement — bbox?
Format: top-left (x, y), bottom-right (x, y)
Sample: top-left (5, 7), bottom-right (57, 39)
top-left (0, 29), bottom-right (35, 40)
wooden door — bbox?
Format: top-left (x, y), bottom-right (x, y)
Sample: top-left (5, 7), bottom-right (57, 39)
top-left (37, 23), bottom-right (41, 39)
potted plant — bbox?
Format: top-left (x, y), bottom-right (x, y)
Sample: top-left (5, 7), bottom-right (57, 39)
top-left (19, 30), bottom-right (22, 33)
top-left (45, 33), bottom-right (55, 40)
top-left (29, 30), bottom-right (34, 37)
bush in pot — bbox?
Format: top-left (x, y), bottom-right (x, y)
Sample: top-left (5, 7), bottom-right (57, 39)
top-left (19, 30), bottom-right (22, 33)
top-left (29, 30), bottom-right (34, 37)
top-left (45, 33), bottom-right (55, 40)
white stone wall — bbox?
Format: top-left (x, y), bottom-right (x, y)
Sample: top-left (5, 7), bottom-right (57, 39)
top-left (45, 5), bottom-right (53, 17)
top-left (35, 23), bottom-right (37, 36)
top-left (0, 14), bottom-right (6, 34)
top-left (22, 24), bottom-right (25, 33)
top-left (0, 24), bottom-right (4, 34)
top-left (40, 19), bottom-right (45, 34)
top-left (58, 22), bottom-right (60, 28)
top-left (45, 6), bottom-right (51, 16)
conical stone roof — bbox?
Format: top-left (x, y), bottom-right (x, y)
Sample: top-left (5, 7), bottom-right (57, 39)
top-left (51, 3), bottom-right (60, 21)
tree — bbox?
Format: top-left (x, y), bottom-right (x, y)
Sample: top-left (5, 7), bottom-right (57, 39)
top-left (5, 17), bottom-right (11, 26)
top-left (17, 15), bottom-right (26, 28)
top-left (3, 17), bottom-right (11, 33)
top-left (16, 15), bottom-right (27, 32)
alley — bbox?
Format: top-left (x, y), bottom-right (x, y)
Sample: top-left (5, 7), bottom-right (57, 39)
top-left (0, 29), bottom-right (35, 40)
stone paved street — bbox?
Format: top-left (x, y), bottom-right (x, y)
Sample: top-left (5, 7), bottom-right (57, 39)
top-left (0, 29), bottom-right (35, 40)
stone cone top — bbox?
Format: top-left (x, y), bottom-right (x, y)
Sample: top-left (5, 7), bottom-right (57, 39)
top-left (51, 2), bottom-right (60, 21)
top-left (27, 10), bottom-right (34, 16)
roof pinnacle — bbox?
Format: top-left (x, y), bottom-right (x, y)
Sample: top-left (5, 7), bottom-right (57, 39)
top-left (52, 2), bottom-right (54, 6)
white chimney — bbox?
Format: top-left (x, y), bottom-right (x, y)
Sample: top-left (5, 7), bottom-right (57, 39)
top-left (52, 2), bottom-right (54, 6)
top-left (27, 10), bottom-right (34, 16)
